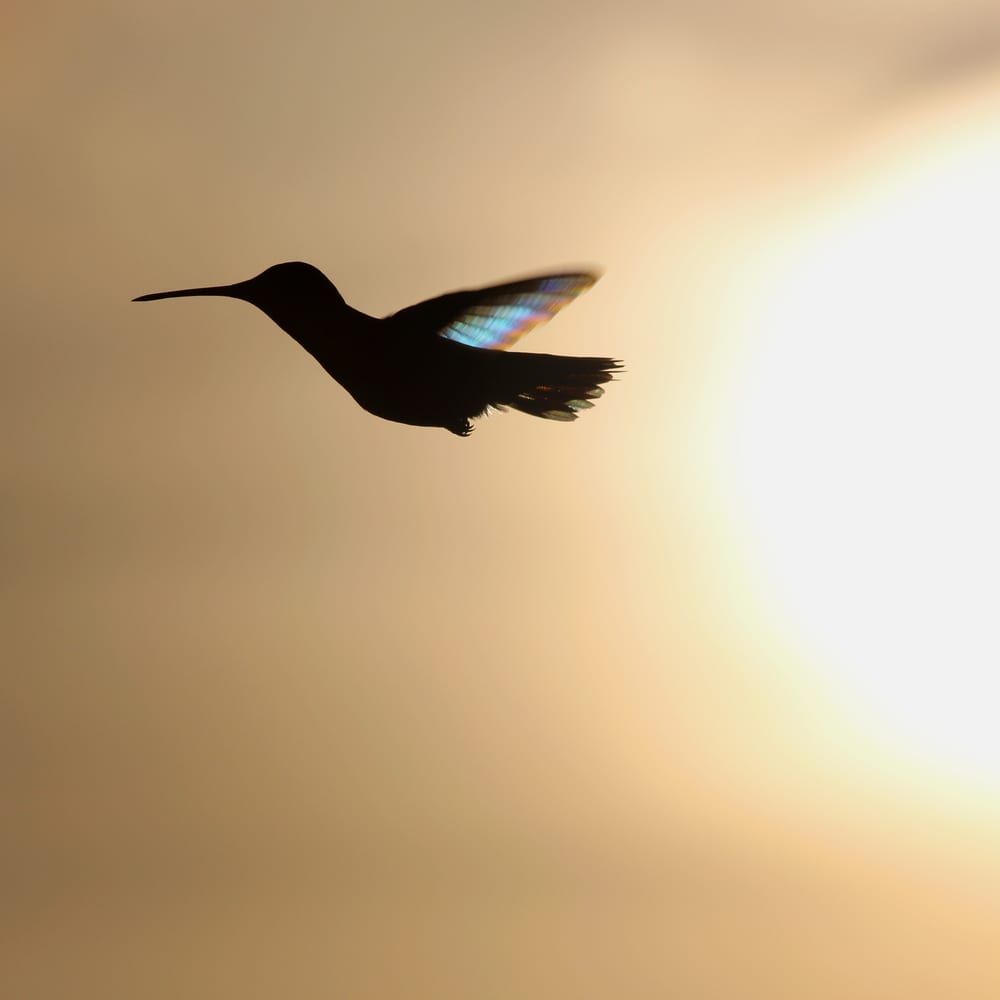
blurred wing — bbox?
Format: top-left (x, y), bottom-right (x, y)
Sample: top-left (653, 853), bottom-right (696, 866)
top-left (389, 272), bottom-right (598, 351)
top-left (441, 273), bottom-right (597, 350)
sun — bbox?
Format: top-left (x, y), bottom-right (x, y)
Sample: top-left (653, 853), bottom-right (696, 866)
top-left (720, 108), bottom-right (1000, 791)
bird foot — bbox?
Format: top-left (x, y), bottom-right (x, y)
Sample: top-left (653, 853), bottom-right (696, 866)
top-left (447, 419), bottom-right (474, 437)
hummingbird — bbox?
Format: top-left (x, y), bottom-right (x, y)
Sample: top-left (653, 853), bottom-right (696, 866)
top-left (133, 262), bottom-right (621, 436)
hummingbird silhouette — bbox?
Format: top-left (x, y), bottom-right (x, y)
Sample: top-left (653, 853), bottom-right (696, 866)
top-left (133, 262), bottom-right (620, 436)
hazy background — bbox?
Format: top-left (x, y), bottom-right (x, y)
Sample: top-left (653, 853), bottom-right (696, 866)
top-left (5, 2), bottom-right (1000, 997)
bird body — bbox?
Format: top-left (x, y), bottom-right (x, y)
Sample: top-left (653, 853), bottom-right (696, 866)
top-left (134, 262), bottom-right (620, 436)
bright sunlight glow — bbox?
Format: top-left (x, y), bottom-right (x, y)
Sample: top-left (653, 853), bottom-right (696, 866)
top-left (723, 113), bottom-right (1000, 791)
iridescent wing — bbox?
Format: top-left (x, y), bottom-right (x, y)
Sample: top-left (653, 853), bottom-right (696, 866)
top-left (389, 272), bottom-right (599, 350)
top-left (439, 273), bottom-right (598, 350)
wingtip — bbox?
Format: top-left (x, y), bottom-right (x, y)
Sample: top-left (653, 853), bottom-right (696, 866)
top-left (564, 270), bottom-right (600, 290)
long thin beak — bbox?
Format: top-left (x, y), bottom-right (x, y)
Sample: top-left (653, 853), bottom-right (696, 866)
top-left (132, 282), bottom-right (246, 303)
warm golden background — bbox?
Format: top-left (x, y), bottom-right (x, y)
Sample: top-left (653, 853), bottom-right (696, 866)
top-left (5, 1), bottom-right (1000, 997)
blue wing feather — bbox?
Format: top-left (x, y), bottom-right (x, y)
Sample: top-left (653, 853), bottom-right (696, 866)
top-left (438, 273), bottom-right (597, 350)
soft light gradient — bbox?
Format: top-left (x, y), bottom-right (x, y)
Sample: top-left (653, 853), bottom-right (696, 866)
top-left (4, 2), bottom-right (1000, 998)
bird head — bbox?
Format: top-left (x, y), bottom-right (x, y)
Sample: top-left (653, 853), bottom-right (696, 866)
top-left (133, 261), bottom-right (345, 332)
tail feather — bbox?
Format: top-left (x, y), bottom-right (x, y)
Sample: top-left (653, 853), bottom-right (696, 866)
top-left (490, 352), bottom-right (622, 422)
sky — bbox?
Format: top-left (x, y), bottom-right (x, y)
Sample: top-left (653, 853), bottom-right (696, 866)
top-left (5, 1), bottom-right (1000, 997)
